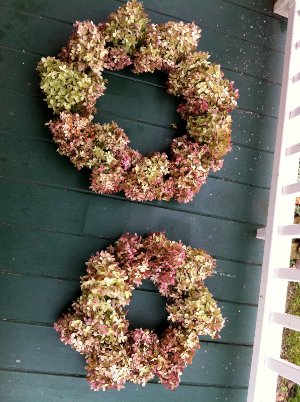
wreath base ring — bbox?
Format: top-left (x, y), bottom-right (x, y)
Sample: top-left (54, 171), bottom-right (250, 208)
top-left (54, 232), bottom-right (224, 391)
top-left (38, 0), bottom-right (238, 204)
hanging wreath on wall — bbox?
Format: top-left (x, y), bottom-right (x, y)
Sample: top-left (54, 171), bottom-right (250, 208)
top-left (37, 0), bottom-right (238, 203)
top-left (54, 232), bottom-right (224, 391)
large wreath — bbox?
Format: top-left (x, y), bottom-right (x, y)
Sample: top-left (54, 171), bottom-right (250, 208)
top-left (37, 0), bottom-right (238, 203)
top-left (54, 233), bottom-right (224, 391)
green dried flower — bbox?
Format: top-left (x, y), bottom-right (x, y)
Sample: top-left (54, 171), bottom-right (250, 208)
top-left (104, 0), bottom-right (149, 55)
top-left (37, 57), bottom-right (106, 115)
top-left (134, 21), bottom-right (201, 73)
top-left (187, 113), bottom-right (233, 160)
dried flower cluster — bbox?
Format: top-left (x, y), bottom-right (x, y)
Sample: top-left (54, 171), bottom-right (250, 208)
top-left (54, 232), bottom-right (224, 391)
top-left (37, 57), bottom-right (106, 116)
top-left (38, 0), bottom-right (238, 203)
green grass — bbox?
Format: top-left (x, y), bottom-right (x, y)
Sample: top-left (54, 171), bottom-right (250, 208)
top-left (289, 386), bottom-right (300, 402)
top-left (284, 202), bottom-right (300, 402)
top-left (282, 283), bottom-right (300, 368)
top-left (282, 283), bottom-right (300, 401)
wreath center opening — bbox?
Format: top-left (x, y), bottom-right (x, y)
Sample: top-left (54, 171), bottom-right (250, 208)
top-left (96, 68), bottom-right (181, 155)
top-left (126, 279), bottom-right (168, 335)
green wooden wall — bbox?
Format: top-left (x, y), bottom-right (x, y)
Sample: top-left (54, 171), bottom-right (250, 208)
top-left (0, 1), bottom-right (286, 401)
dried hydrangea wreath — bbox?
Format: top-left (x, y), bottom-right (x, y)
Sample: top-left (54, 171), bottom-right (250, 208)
top-left (37, 0), bottom-right (238, 203)
top-left (54, 232), bottom-right (224, 391)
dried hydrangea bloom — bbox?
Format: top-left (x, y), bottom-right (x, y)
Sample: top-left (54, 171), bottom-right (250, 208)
top-left (169, 136), bottom-right (211, 203)
top-left (90, 122), bottom-right (137, 166)
top-left (89, 123), bottom-right (141, 193)
top-left (37, 57), bottom-right (105, 115)
top-left (110, 233), bottom-right (150, 286)
top-left (55, 233), bottom-right (224, 391)
top-left (127, 329), bottom-right (159, 384)
top-left (60, 20), bottom-right (107, 75)
top-left (187, 113), bottom-right (233, 160)
top-left (86, 346), bottom-right (131, 390)
top-left (54, 251), bottom-right (132, 356)
top-left (170, 247), bottom-right (216, 296)
top-left (134, 22), bottom-right (201, 73)
top-left (103, 47), bottom-right (132, 71)
top-left (82, 251), bottom-right (133, 304)
top-left (49, 113), bottom-right (141, 192)
top-left (144, 232), bottom-right (186, 295)
top-left (168, 52), bottom-right (239, 113)
top-left (156, 327), bottom-right (200, 390)
top-left (39, 0), bottom-right (238, 203)
top-left (49, 112), bottom-right (95, 169)
top-left (167, 287), bottom-right (225, 338)
top-left (104, 0), bottom-right (149, 55)
top-left (90, 165), bottom-right (126, 194)
top-left (122, 153), bottom-right (175, 202)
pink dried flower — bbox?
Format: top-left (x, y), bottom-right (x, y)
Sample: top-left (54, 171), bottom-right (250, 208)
top-left (143, 232), bottom-right (186, 295)
top-left (127, 329), bottom-right (159, 384)
top-left (49, 112), bottom-right (96, 169)
top-left (122, 153), bottom-right (175, 202)
top-left (103, 47), bottom-right (132, 70)
top-left (169, 136), bottom-right (210, 203)
top-left (54, 233), bottom-right (224, 391)
top-left (60, 20), bottom-right (107, 75)
top-left (156, 327), bottom-right (200, 390)
top-left (39, 0), bottom-right (238, 203)
top-left (133, 22), bottom-right (201, 73)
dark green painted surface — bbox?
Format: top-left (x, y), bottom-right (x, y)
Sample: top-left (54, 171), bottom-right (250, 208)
top-left (0, 372), bottom-right (248, 402)
top-left (0, 321), bottom-right (252, 387)
top-left (0, 0), bottom-right (285, 401)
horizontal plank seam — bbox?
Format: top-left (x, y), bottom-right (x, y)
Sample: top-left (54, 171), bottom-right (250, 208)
top-left (0, 258), bottom-right (261, 277)
top-left (0, 221), bottom-right (263, 266)
top-left (0, 263), bottom-right (261, 281)
top-left (0, 367), bottom-right (249, 389)
top-left (208, 175), bottom-right (270, 190)
top-left (1, 173), bottom-right (271, 210)
top-left (0, 40), bottom-right (284, 89)
top-left (111, 69), bottom-right (282, 91)
top-left (0, 221), bottom-right (110, 240)
top-left (214, 256), bottom-right (261, 267)
top-left (0, 48), bottom-right (281, 120)
top-left (0, 271), bottom-right (259, 308)
top-left (0, 2), bottom-right (284, 55)
top-left (116, 0), bottom-right (285, 53)
top-left (0, 319), bottom-right (254, 347)
top-left (217, 298), bottom-right (258, 307)
top-left (222, 0), bottom-right (287, 21)
top-left (0, 318), bottom-right (52, 328)
top-left (0, 123), bottom-right (274, 189)
top-left (0, 127), bottom-right (276, 155)
top-left (0, 163), bottom-right (270, 195)
top-left (0, 367), bottom-right (85, 379)
top-left (108, 68), bottom-right (282, 89)
top-left (0, 175), bottom-right (269, 224)
top-left (0, 41), bottom-right (283, 87)
top-left (145, 0), bottom-right (287, 23)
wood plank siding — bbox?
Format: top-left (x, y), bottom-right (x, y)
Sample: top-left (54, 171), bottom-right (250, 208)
top-left (0, 1), bottom-right (286, 401)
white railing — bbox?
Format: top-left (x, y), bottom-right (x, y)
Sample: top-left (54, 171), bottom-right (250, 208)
top-left (247, 1), bottom-right (300, 401)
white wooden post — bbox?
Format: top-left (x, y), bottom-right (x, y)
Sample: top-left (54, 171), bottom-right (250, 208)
top-left (247, 1), bottom-right (300, 401)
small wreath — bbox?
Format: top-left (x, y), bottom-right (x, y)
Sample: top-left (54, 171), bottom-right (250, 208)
top-left (54, 232), bottom-right (224, 391)
top-left (37, 0), bottom-right (238, 203)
